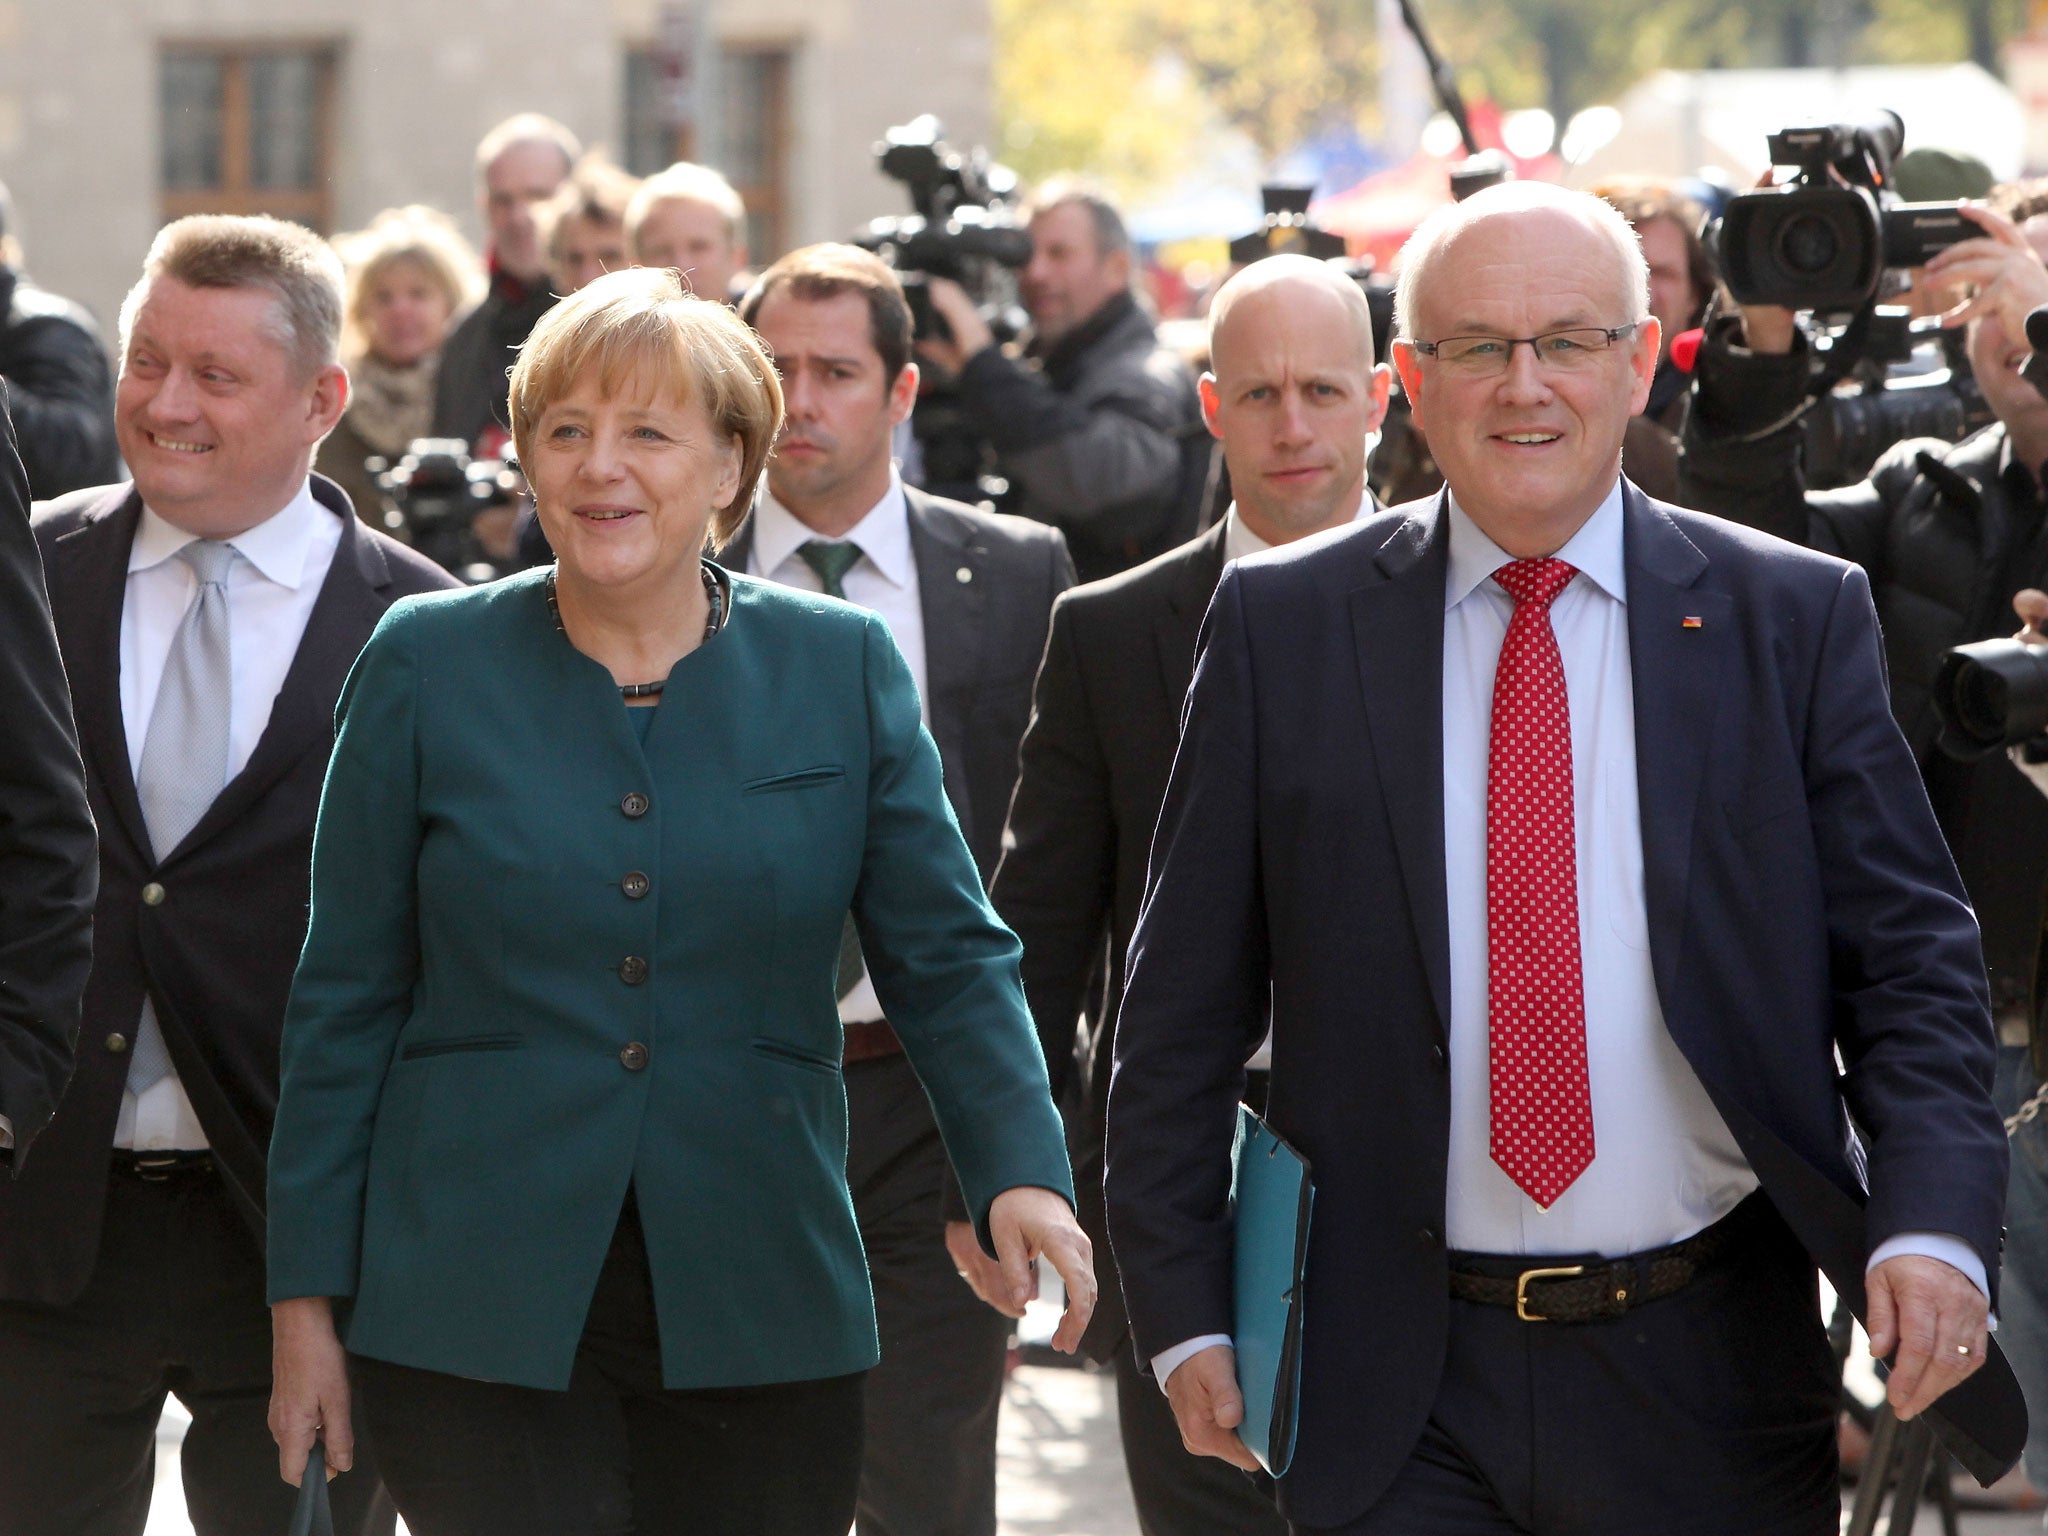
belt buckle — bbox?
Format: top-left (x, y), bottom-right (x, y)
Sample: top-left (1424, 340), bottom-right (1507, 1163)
top-left (1514, 1263), bottom-right (1586, 1322)
top-left (131, 1153), bottom-right (183, 1183)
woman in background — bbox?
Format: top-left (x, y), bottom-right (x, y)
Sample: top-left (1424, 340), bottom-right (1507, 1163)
top-left (316, 206), bottom-right (481, 524)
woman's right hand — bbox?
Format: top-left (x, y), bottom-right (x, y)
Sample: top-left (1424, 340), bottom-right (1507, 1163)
top-left (268, 1296), bottom-right (353, 1485)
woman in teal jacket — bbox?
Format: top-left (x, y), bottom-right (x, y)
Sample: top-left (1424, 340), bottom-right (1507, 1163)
top-left (265, 268), bottom-right (1091, 1535)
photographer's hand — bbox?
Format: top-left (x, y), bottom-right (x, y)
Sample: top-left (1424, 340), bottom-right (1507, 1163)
top-left (1925, 202), bottom-right (2048, 341)
top-left (2014, 588), bottom-right (2048, 645)
top-left (914, 278), bottom-right (995, 378)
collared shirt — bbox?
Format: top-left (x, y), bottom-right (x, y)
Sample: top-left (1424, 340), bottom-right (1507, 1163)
top-left (1218, 495), bottom-right (1372, 568)
top-left (1440, 483), bottom-right (1757, 1255)
top-left (1152, 477), bottom-right (1982, 1389)
top-left (748, 470), bottom-right (925, 1027)
top-left (113, 479), bottom-right (342, 1151)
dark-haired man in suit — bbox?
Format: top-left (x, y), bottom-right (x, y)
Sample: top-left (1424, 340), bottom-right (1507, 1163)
top-left (0, 214), bottom-right (456, 1536)
top-left (1107, 182), bottom-right (2022, 1535)
top-left (723, 242), bottom-right (1073, 1536)
top-left (992, 254), bottom-right (1387, 1534)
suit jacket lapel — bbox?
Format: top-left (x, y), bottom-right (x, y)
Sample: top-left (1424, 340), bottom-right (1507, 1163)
top-left (1153, 519), bottom-right (1229, 713)
top-left (906, 487), bottom-right (987, 747)
top-left (1622, 484), bottom-right (1730, 1008)
top-left (46, 487), bottom-right (153, 861)
top-left (1350, 499), bottom-right (1452, 1037)
top-left (172, 497), bottom-right (392, 859)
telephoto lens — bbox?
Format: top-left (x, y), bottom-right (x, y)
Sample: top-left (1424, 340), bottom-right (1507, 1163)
top-left (1933, 638), bottom-right (2048, 758)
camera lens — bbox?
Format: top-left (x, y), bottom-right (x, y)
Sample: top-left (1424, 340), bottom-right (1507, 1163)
top-left (1934, 638), bottom-right (2048, 758)
top-left (1775, 213), bottom-right (1840, 277)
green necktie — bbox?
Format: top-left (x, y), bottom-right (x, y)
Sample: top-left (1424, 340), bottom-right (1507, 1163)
top-left (797, 539), bottom-right (862, 600)
top-left (794, 538), bottom-right (867, 1001)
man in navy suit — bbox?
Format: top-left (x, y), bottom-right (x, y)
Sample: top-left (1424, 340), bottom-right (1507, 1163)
top-left (1103, 182), bottom-right (2021, 1534)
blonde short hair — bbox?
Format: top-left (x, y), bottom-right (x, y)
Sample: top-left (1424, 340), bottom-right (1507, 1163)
top-left (120, 214), bottom-right (346, 379)
top-left (333, 206), bottom-right (483, 365)
top-left (508, 266), bottom-right (782, 546)
top-left (626, 162), bottom-right (747, 253)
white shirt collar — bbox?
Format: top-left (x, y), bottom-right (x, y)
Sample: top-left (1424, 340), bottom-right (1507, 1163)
top-left (1443, 478), bottom-right (1628, 613)
top-left (1221, 493), bottom-right (1371, 564)
top-left (753, 469), bottom-right (914, 590)
top-left (129, 478), bottom-right (329, 590)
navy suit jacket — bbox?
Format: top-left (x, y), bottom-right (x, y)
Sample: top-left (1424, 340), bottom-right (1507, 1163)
top-left (1104, 484), bottom-right (2023, 1526)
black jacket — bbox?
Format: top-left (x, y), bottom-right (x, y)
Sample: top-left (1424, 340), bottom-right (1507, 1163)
top-left (0, 268), bottom-right (119, 500)
top-left (430, 272), bottom-right (555, 453)
top-left (989, 517), bottom-right (1225, 1359)
top-left (0, 476), bottom-right (456, 1304)
top-left (0, 388), bottom-right (97, 1161)
top-left (954, 292), bottom-right (1206, 583)
top-left (1680, 320), bottom-right (2048, 1012)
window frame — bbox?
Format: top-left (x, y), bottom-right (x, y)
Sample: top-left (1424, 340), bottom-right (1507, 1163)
top-left (159, 40), bottom-right (341, 232)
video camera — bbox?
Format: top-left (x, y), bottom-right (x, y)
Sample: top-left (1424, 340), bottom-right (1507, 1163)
top-left (1716, 112), bottom-right (1969, 313)
top-left (368, 439), bottom-right (526, 584)
top-left (1708, 114), bottom-right (1994, 487)
top-left (855, 115), bottom-right (1031, 346)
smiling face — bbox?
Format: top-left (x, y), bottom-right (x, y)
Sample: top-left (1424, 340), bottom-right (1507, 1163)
top-left (1393, 205), bottom-right (1657, 556)
top-left (1201, 271), bottom-right (1390, 544)
top-left (361, 256), bottom-right (453, 368)
top-left (633, 197), bottom-right (744, 303)
top-left (117, 276), bottom-right (347, 537)
top-left (753, 287), bottom-right (916, 532)
top-left (528, 362), bottom-right (742, 594)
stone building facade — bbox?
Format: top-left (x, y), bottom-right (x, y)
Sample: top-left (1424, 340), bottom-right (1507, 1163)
top-left (0, 0), bottom-right (993, 332)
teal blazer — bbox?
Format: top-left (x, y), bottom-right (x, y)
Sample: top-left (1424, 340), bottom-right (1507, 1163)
top-left (266, 566), bottom-right (1074, 1390)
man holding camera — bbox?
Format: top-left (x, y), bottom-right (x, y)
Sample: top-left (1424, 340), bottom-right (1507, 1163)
top-left (1681, 183), bottom-right (2048, 1050)
top-left (918, 178), bottom-right (1206, 582)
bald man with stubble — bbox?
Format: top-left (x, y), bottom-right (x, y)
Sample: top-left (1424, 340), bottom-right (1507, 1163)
top-left (992, 256), bottom-right (1389, 1535)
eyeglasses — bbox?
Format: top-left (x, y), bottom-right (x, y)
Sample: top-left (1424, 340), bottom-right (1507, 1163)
top-left (1406, 323), bottom-right (1642, 375)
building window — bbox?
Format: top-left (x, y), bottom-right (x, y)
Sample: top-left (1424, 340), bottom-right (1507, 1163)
top-left (160, 44), bottom-right (339, 231)
top-left (623, 43), bottom-right (791, 261)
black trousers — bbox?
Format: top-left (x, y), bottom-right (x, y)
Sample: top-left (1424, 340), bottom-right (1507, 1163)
top-left (352, 1192), bottom-right (865, 1536)
top-left (0, 1160), bottom-right (394, 1536)
top-left (1302, 1196), bottom-right (1840, 1536)
top-left (845, 1052), bottom-right (1011, 1536)
top-left (1113, 1338), bottom-right (1289, 1536)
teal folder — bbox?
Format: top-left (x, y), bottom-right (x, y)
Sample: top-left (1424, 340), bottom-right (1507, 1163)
top-left (1232, 1103), bottom-right (1314, 1476)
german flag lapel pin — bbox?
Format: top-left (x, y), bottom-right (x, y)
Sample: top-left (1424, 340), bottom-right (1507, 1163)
top-left (1681, 616), bottom-right (1704, 629)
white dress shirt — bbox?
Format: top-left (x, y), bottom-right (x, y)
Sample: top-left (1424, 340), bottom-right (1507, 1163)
top-left (113, 480), bottom-right (342, 1151)
top-left (748, 470), bottom-right (925, 1027)
top-left (1153, 479), bottom-right (1983, 1389)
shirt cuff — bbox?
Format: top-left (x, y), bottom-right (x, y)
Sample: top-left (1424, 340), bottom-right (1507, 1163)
top-left (1151, 1333), bottom-right (1233, 1394)
top-left (1867, 1231), bottom-right (1988, 1301)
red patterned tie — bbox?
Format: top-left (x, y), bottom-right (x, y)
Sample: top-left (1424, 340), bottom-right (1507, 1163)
top-left (1486, 557), bottom-right (1594, 1209)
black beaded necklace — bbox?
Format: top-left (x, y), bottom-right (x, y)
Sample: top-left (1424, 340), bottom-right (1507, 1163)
top-left (545, 561), bottom-right (727, 698)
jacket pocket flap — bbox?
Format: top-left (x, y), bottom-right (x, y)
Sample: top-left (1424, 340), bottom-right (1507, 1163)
top-left (400, 1033), bottom-right (525, 1060)
top-left (741, 764), bottom-right (846, 795)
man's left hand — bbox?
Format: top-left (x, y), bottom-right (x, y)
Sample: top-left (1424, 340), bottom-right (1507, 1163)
top-left (1866, 1253), bottom-right (1989, 1420)
top-left (946, 1220), bottom-right (1026, 1319)
top-left (913, 278), bottom-right (995, 378)
top-left (1924, 202), bottom-right (2048, 342)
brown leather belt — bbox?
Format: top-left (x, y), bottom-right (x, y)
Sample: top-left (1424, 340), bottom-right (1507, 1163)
top-left (842, 1018), bottom-right (904, 1065)
top-left (1447, 1197), bottom-right (1756, 1323)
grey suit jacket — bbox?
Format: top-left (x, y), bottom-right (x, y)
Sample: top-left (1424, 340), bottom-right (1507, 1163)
top-left (717, 484), bottom-right (1075, 883)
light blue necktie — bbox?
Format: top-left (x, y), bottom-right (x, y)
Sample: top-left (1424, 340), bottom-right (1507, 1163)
top-left (127, 539), bottom-right (237, 1096)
